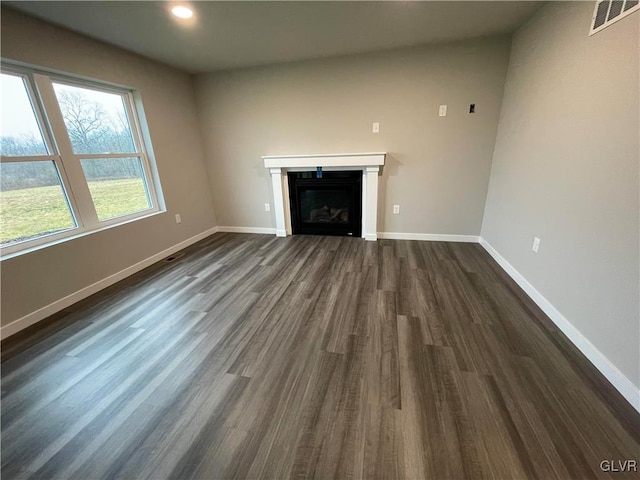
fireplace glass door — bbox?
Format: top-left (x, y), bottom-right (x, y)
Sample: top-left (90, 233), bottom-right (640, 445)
top-left (288, 171), bottom-right (362, 237)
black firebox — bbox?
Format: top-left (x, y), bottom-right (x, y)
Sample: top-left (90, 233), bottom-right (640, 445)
top-left (288, 170), bottom-right (362, 237)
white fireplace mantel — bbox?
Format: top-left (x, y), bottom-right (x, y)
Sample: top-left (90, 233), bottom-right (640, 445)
top-left (263, 152), bottom-right (386, 241)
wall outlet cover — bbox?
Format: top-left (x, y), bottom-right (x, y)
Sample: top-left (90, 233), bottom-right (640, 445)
top-left (532, 236), bottom-right (541, 253)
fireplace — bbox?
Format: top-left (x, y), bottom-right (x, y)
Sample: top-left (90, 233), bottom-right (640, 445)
top-left (288, 170), bottom-right (362, 237)
top-left (262, 152), bottom-right (385, 240)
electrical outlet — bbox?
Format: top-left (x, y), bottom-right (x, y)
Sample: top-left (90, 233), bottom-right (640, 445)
top-left (439, 105), bottom-right (447, 117)
top-left (175, 213), bottom-right (182, 224)
top-left (393, 204), bottom-right (400, 215)
top-left (532, 236), bottom-right (541, 253)
top-left (372, 122), bottom-right (380, 133)
top-left (265, 203), bottom-right (270, 212)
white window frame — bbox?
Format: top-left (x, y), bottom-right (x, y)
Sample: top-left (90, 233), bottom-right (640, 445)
top-left (1, 62), bottom-right (163, 258)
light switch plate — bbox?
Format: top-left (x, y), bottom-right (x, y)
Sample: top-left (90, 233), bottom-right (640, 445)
top-left (439, 105), bottom-right (447, 117)
top-left (372, 122), bottom-right (380, 133)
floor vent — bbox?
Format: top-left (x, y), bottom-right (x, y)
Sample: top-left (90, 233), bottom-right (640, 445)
top-left (164, 252), bottom-right (185, 263)
top-left (590, 0), bottom-right (639, 35)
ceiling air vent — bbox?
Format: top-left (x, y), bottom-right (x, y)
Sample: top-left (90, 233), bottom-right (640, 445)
top-left (590, 0), bottom-right (639, 35)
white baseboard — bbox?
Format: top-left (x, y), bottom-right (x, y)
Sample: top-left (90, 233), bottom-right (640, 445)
top-left (480, 238), bottom-right (640, 413)
top-left (378, 232), bottom-right (480, 243)
top-left (1, 226), bottom-right (220, 340)
top-left (215, 229), bottom-right (478, 243)
top-left (217, 226), bottom-right (276, 235)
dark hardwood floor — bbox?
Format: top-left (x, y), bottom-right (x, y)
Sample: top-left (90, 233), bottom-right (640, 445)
top-left (2, 233), bottom-right (639, 479)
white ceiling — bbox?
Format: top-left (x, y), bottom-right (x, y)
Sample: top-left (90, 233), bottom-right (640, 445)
top-left (7, 1), bottom-right (543, 74)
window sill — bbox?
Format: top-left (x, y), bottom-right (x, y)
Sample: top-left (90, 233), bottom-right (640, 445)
top-left (0, 209), bottom-right (165, 261)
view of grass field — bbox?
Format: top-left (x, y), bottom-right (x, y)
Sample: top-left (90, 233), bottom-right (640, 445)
top-left (0, 178), bottom-right (150, 245)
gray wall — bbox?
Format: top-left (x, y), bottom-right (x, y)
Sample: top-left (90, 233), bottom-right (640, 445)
top-left (1, 8), bottom-right (217, 326)
top-left (194, 37), bottom-right (511, 235)
top-left (482, 2), bottom-right (639, 388)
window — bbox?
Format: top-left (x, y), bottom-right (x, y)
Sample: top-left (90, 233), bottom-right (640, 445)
top-left (0, 64), bottom-right (162, 256)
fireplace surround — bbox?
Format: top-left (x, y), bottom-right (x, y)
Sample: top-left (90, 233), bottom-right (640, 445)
top-left (263, 152), bottom-right (385, 241)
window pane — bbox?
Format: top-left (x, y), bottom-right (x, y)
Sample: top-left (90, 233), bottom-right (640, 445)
top-left (53, 83), bottom-right (136, 154)
top-left (80, 157), bottom-right (151, 221)
top-left (0, 161), bottom-right (76, 246)
top-left (0, 74), bottom-right (48, 156)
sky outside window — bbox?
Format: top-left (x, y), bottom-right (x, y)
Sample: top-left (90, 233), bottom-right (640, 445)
top-left (0, 74), bottom-right (48, 156)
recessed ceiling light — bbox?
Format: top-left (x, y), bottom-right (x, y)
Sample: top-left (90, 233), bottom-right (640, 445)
top-left (171, 6), bottom-right (193, 19)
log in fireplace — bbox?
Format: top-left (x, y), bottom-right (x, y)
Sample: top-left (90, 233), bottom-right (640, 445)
top-left (287, 170), bottom-right (362, 237)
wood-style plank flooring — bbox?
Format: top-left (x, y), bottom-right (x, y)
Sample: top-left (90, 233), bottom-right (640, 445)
top-left (2, 233), bottom-right (639, 479)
